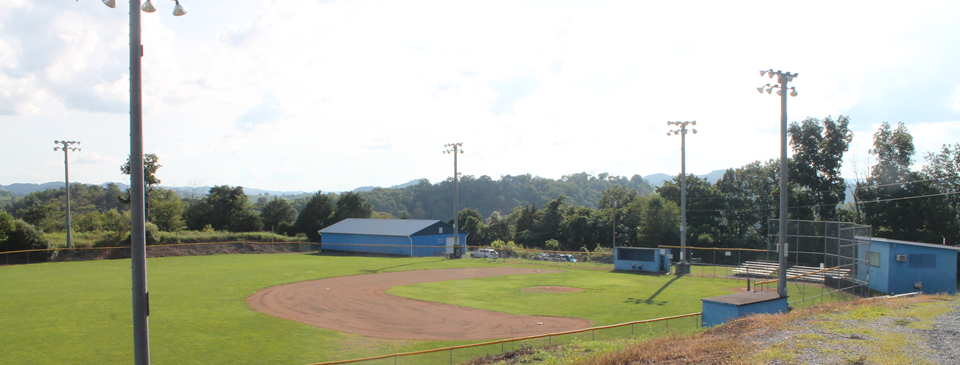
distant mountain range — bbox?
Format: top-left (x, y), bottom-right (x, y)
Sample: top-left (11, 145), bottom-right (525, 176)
top-left (0, 170), bottom-right (729, 197)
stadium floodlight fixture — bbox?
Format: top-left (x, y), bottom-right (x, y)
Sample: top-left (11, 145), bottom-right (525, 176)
top-left (141, 0), bottom-right (157, 12)
top-left (103, 0), bottom-right (117, 8)
top-left (757, 68), bottom-right (799, 299)
top-left (172, 0), bottom-right (187, 16)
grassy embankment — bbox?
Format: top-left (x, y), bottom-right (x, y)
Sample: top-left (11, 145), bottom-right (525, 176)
top-left (0, 253), bottom-right (773, 365)
top-left (475, 294), bottom-right (958, 365)
top-left (42, 230), bottom-right (303, 248)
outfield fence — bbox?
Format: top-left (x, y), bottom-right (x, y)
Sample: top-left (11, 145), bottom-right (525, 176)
top-left (307, 312), bottom-right (701, 365)
top-left (0, 241), bottom-right (309, 266)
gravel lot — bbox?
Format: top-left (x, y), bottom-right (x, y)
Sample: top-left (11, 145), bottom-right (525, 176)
top-left (924, 301), bottom-right (960, 364)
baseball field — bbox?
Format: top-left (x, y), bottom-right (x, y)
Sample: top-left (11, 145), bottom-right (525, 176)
top-left (0, 252), bottom-right (748, 365)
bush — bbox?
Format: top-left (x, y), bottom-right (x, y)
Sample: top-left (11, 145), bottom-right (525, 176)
top-left (1, 220), bottom-right (50, 261)
top-left (0, 211), bottom-right (14, 243)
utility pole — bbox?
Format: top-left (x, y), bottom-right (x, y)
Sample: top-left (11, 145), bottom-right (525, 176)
top-left (667, 121), bottom-right (696, 275)
top-left (758, 69), bottom-right (798, 298)
top-left (54, 140), bottom-right (80, 249)
top-left (443, 143), bottom-right (464, 258)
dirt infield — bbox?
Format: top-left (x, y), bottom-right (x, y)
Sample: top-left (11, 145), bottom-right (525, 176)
top-left (521, 286), bottom-right (584, 293)
top-left (247, 267), bottom-right (594, 340)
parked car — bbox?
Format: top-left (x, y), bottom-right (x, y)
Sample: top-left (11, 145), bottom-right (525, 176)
top-left (531, 253), bottom-right (576, 262)
top-left (470, 248), bottom-right (499, 259)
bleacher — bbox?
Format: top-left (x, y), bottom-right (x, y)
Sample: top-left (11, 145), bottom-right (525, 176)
top-left (732, 261), bottom-right (850, 282)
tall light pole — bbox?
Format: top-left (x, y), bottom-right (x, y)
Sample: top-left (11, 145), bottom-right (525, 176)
top-left (758, 69), bottom-right (798, 298)
top-left (443, 143), bottom-right (464, 258)
top-left (667, 121), bottom-right (696, 275)
top-left (53, 140), bottom-right (81, 249)
top-left (90, 1), bottom-right (187, 364)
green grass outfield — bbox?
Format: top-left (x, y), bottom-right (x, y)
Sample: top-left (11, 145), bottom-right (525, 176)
top-left (1, 253), bottom-right (752, 365)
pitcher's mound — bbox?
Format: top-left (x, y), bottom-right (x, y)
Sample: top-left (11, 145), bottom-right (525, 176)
top-left (522, 286), bottom-right (584, 293)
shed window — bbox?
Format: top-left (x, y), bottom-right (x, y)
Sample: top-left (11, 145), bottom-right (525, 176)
top-left (908, 254), bottom-right (936, 269)
top-left (439, 227), bottom-right (443, 233)
top-left (867, 251), bottom-right (880, 267)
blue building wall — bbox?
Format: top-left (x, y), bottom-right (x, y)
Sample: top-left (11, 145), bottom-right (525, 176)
top-left (701, 294), bottom-right (788, 327)
top-left (321, 232), bottom-right (467, 257)
top-left (410, 234), bottom-right (467, 257)
top-left (321, 233), bottom-right (411, 256)
top-left (868, 239), bottom-right (957, 295)
top-left (614, 247), bottom-right (670, 273)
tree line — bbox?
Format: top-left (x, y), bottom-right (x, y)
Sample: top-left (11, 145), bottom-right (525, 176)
top-left (2, 116), bottom-right (958, 254)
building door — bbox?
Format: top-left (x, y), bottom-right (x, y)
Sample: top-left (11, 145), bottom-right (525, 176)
top-left (446, 237), bottom-right (455, 254)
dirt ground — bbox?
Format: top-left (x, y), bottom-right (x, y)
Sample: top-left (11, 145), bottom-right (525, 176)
top-left (247, 267), bottom-right (594, 341)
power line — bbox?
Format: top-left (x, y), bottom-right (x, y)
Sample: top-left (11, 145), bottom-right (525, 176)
top-left (684, 191), bottom-right (960, 214)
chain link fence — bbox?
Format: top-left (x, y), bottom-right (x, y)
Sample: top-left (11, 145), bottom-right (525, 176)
top-left (307, 313), bottom-right (701, 365)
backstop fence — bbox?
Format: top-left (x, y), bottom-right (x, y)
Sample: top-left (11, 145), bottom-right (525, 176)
top-left (658, 219), bottom-right (874, 309)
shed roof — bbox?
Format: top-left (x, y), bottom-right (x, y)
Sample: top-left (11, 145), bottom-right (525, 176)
top-left (857, 236), bottom-right (960, 252)
top-left (319, 219), bottom-right (449, 237)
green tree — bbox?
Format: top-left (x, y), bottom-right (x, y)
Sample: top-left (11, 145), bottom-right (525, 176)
top-left (185, 185), bottom-right (262, 232)
top-left (120, 153), bottom-right (163, 222)
top-left (857, 122), bottom-right (958, 243)
top-left (150, 188), bottom-right (184, 232)
top-left (260, 197), bottom-right (297, 232)
top-left (637, 195), bottom-right (680, 247)
top-left (0, 210), bottom-right (15, 244)
top-left (788, 115), bottom-right (853, 221)
top-left (657, 175), bottom-right (722, 247)
top-left (0, 220), bottom-right (50, 261)
top-left (715, 160), bottom-right (778, 248)
top-left (922, 142), bottom-right (960, 221)
top-left (483, 211), bottom-right (513, 244)
top-left (331, 192), bottom-right (373, 224)
top-left (456, 208), bottom-right (486, 245)
top-left (294, 191), bottom-right (335, 242)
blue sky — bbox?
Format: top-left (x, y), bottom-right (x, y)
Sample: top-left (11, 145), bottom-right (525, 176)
top-left (2, 0), bottom-right (959, 192)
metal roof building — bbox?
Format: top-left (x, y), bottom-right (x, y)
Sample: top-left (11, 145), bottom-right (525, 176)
top-left (319, 219), bottom-right (467, 257)
top-left (858, 236), bottom-right (960, 295)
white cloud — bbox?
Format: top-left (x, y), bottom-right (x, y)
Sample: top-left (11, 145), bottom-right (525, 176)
top-left (73, 151), bottom-right (117, 165)
top-left (3, 1), bottom-right (960, 192)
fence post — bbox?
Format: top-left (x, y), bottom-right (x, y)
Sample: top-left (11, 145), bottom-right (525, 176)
top-left (631, 323), bottom-right (634, 336)
top-left (449, 349), bottom-right (452, 365)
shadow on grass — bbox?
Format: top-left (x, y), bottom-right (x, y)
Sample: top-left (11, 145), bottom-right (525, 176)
top-left (623, 275), bottom-right (682, 306)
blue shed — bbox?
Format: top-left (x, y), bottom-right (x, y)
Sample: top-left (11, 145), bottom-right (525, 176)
top-left (319, 219), bottom-right (467, 257)
top-left (613, 247), bottom-right (671, 273)
top-left (701, 291), bottom-right (788, 327)
top-left (858, 236), bottom-right (960, 295)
